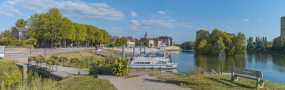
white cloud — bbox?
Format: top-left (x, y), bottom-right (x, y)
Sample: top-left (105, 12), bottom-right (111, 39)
top-left (130, 12), bottom-right (137, 17)
top-left (162, 16), bottom-right (170, 19)
top-left (209, 27), bottom-right (214, 29)
top-left (169, 19), bottom-right (175, 22)
top-left (244, 19), bottom-right (249, 22)
top-left (168, 33), bottom-right (180, 37)
top-left (91, 2), bottom-right (109, 8)
top-left (257, 18), bottom-right (262, 21)
top-left (157, 11), bottom-right (165, 14)
top-left (129, 20), bottom-right (140, 25)
top-left (113, 19), bottom-right (175, 31)
top-left (110, 30), bottom-right (125, 34)
top-left (226, 26), bottom-right (229, 28)
top-left (150, 13), bottom-right (157, 18)
top-left (166, 10), bottom-right (172, 12)
top-left (176, 23), bottom-right (193, 28)
top-left (141, 20), bottom-right (175, 28)
top-left (0, 0), bottom-right (125, 21)
top-left (4, 0), bottom-right (15, 5)
top-left (196, 28), bottom-right (208, 31)
top-left (168, 34), bottom-right (173, 36)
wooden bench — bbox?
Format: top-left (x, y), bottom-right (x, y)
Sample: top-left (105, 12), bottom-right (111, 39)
top-left (230, 67), bottom-right (267, 89)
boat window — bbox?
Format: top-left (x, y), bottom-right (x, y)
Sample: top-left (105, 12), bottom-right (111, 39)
top-left (145, 62), bottom-right (151, 64)
top-left (139, 62), bottom-right (144, 64)
top-left (163, 61), bottom-right (166, 64)
top-left (134, 62), bottom-right (139, 64)
top-left (152, 62), bottom-right (154, 64)
top-left (156, 61), bottom-right (163, 64)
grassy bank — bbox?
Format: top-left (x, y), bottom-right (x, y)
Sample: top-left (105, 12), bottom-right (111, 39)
top-left (151, 72), bottom-right (285, 90)
top-left (46, 51), bottom-right (105, 60)
top-left (166, 49), bottom-right (183, 51)
top-left (13, 76), bottom-right (117, 90)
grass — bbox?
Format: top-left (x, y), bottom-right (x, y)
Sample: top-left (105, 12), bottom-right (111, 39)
top-left (124, 75), bottom-right (139, 79)
top-left (151, 73), bottom-right (285, 90)
top-left (46, 51), bottom-right (105, 60)
top-left (56, 76), bottom-right (117, 90)
top-left (13, 76), bottom-right (117, 90)
top-left (0, 59), bottom-right (19, 79)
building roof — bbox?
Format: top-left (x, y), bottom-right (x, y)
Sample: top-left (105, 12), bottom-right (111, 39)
top-left (15, 27), bottom-right (28, 32)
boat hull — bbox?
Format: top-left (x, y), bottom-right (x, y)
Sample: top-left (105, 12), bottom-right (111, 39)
top-left (129, 64), bottom-right (178, 69)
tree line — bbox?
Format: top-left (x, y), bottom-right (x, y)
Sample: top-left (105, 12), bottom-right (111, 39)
top-left (193, 29), bottom-right (247, 56)
top-left (26, 8), bottom-right (110, 47)
top-left (246, 36), bottom-right (270, 51)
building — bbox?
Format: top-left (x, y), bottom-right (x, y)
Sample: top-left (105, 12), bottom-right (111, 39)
top-left (137, 32), bottom-right (155, 48)
top-left (110, 35), bottom-right (118, 43)
top-left (153, 38), bottom-right (162, 47)
top-left (124, 36), bottom-right (136, 47)
top-left (10, 27), bottom-right (28, 41)
top-left (159, 36), bottom-right (174, 46)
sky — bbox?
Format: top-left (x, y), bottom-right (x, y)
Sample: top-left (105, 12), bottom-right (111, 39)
top-left (0, 0), bottom-right (285, 44)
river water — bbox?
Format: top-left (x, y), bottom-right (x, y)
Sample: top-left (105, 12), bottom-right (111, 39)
top-left (170, 51), bottom-right (285, 84)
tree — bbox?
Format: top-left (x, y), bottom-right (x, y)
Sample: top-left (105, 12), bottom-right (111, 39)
top-left (43, 21), bottom-right (68, 46)
top-left (272, 36), bottom-right (283, 51)
top-left (194, 29), bottom-right (209, 53)
top-left (212, 39), bottom-right (225, 55)
top-left (247, 37), bottom-right (254, 50)
top-left (198, 39), bottom-right (207, 54)
top-left (150, 44), bottom-right (153, 48)
top-left (258, 41), bottom-right (265, 49)
top-left (15, 19), bottom-right (26, 27)
top-left (63, 17), bottom-right (75, 48)
top-left (2, 30), bottom-right (10, 38)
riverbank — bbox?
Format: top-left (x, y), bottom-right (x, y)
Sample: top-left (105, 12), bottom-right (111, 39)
top-left (150, 72), bottom-right (285, 90)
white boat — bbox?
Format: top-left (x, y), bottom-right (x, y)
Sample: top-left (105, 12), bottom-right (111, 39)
top-left (129, 59), bottom-right (178, 69)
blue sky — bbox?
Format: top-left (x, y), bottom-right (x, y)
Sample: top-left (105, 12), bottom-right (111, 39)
top-left (0, 0), bottom-right (284, 44)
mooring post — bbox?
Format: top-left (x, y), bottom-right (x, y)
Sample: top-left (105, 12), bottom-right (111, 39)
top-left (140, 46), bottom-right (141, 56)
top-left (69, 60), bottom-right (70, 67)
top-left (81, 61), bottom-right (82, 69)
top-left (122, 45), bottom-right (125, 60)
top-left (133, 46), bottom-right (135, 57)
top-left (52, 64), bottom-right (53, 71)
top-left (144, 46), bottom-right (146, 55)
top-left (57, 63), bottom-right (58, 72)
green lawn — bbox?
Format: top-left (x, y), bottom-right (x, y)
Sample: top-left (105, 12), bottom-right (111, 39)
top-left (56, 76), bottom-right (117, 90)
top-left (152, 72), bottom-right (285, 90)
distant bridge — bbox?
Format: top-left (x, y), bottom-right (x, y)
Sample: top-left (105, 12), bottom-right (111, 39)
top-left (176, 45), bottom-right (194, 51)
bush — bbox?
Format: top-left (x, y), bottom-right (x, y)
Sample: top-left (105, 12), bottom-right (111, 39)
top-left (71, 58), bottom-right (79, 63)
top-left (46, 59), bottom-right (56, 65)
top-left (50, 55), bottom-right (59, 60)
top-left (28, 56), bottom-right (36, 61)
top-left (37, 57), bottom-right (44, 63)
top-left (60, 57), bottom-right (67, 62)
top-left (89, 57), bottom-right (129, 76)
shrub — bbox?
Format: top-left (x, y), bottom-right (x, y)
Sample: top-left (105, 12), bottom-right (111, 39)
top-left (50, 55), bottom-right (59, 60)
top-left (89, 58), bottom-right (129, 76)
top-left (60, 57), bottom-right (67, 62)
top-left (71, 58), bottom-right (79, 63)
top-left (28, 56), bottom-right (36, 61)
top-left (37, 57), bottom-right (44, 63)
top-left (46, 59), bottom-right (56, 65)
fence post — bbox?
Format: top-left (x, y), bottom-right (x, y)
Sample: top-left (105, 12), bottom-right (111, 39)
top-left (81, 61), bottom-right (82, 69)
top-left (140, 46), bottom-right (141, 56)
top-left (57, 63), bottom-right (58, 71)
top-left (52, 64), bottom-right (53, 71)
top-left (122, 45), bottom-right (125, 60)
top-left (133, 46), bottom-right (135, 57)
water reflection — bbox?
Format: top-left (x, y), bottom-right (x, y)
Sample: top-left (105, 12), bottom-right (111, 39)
top-left (130, 68), bottom-right (178, 73)
top-left (171, 51), bottom-right (285, 83)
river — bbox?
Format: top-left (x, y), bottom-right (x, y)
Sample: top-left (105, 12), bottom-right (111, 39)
top-left (170, 51), bottom-right (285, 84)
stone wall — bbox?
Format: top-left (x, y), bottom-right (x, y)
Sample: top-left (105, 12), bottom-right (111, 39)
top-left (162, 46), bottom-right (182, 51)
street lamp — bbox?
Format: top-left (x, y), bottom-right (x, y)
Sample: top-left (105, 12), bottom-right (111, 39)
top-left (30, 37), bottom-right (31, 55)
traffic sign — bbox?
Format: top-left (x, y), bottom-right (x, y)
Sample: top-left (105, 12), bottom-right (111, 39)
top-left (219, 52), bottom-right (225, 60)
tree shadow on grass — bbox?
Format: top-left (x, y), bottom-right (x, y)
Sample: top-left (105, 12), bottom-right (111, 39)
top-left (144, 78), bottom-right (204, 87)
top-left (204, 77), bottom-right (254, 89)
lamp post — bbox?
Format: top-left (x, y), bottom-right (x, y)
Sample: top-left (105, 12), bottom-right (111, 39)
top-left (30, 37), bottom-right (31, 55)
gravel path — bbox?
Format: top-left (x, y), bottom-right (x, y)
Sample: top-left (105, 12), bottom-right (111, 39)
top-left (99, 72), bottom-right (192, 90)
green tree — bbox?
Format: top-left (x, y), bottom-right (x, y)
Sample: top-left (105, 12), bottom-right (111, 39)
top-left (15, 19), bottom-right (26, 27)
top-left (212, 39), bottom-right (225, 55)
top-left (2, 30), bottom-right (10, 38)
top-left (272, 36), bottom-right (283, 51)
top-left (198, 39), bottom-right (207, 54)
top-left (115, 38), bottom-right (126, 46)
top-left (258, 41), bottom-right (265, 49)
top-left (63, 17), bottom-right (75, 48)
top-left (193, 29), bottom-right (209, 53)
